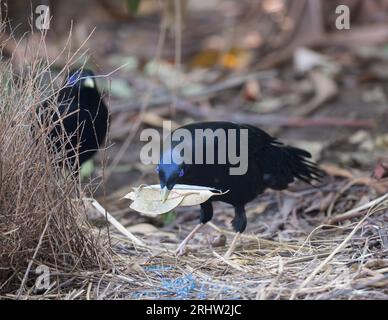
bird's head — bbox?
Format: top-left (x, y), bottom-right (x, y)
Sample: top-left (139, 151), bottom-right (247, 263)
top-left (66, 69), bottom-right (96, 90)
top-left (157, 162), bottom-right (186, 203)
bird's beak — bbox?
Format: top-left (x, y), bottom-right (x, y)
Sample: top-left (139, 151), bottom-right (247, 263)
top-left (83, 77), bottom-right (95, 88)
top-left (161, 187), bottom-right (170, 203)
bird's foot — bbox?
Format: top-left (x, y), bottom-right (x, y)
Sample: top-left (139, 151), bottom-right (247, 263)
top-left (174, 223), bottom-right (204, 257)
top-left (223, 232), bottom-right (241, 259)
top-left (174, 241), bottom-right (189, 256)
top-left (223, 249), bottom-right (233, 260)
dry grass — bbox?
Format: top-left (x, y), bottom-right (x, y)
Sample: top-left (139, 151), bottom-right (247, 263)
top-left (29, 180), bottom-right (383, 300)
top-left (88, 185), bottom-right (388, 300)
top-left (0, 22), bottom-right (114, 297)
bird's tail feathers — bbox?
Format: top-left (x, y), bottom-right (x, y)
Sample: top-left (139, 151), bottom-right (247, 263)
top-left (262, 144), bottom-right (325, 190)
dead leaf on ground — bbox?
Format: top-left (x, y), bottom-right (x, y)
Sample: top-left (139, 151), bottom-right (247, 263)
top-left (244, 79), bottom-right (261, 101)
top-left (293, 47), bottom-right (340, 75)
top-left (219, 48), bottom-right (252, 70)
top-left (348, 130), bottom-right (375, 152)
top-left (373, 158), bottom-right (388, 180)
top-left (295, 70), bottom-right (338, 116)
top-left (375, 134), bottom-right (388, 150)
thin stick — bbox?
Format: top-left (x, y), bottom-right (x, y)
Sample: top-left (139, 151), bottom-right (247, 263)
top-left (85, 198), bottom-right (146, 247)
top-left (17, 212), bottom-right (53, 299)
top-left (328, 193), bottom-right (388, 224)
top-left (62, 63), bottom-right (132, 89)
top-left (212, 251), bottom-right (245, 272)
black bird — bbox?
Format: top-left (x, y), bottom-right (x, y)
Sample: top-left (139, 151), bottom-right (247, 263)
top-left (42, 69), bottom-right (108, 169)
top-left (157, 121), bottom-right (324, 258)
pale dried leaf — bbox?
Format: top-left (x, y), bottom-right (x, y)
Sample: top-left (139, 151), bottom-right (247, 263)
top-left (125, 184), bottom-right (227, 216)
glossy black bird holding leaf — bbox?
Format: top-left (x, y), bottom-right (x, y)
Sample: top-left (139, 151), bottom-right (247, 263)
top-left (157, 121), bottom-right (324, 258)
top-left (43, 69), bottom-right (108, 169)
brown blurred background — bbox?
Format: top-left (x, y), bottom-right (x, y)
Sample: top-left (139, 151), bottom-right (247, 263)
top-left (3, 0), bottom-right (388, 227)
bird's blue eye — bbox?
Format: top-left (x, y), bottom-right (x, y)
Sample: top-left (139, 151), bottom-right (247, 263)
top-left (68, 71), bottom-right (81, 86)
top-left (179, 169), bottom-right (184, 177)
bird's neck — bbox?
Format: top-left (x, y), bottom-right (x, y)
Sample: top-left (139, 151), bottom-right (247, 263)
top-left (60, 88), bottom-right (102, 110)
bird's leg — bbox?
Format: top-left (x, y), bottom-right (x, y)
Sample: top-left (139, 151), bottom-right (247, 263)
top-left (223, 232), bottom-right (241, 259)
top-left (224, 205), bottom-right (247, 259)
top-left (175, 223), bottom-right (204, 256)
top-left (175, 201), bottom-right (213, 256)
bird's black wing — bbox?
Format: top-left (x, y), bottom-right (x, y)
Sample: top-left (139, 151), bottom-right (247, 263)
top-left (241, 123), bottom-right (325, 190)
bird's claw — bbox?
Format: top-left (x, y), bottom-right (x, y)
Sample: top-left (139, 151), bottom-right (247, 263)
top-left (174, 244), bottom-right (188, 256)
top-left (223, 250), bottom-right (233, 260)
